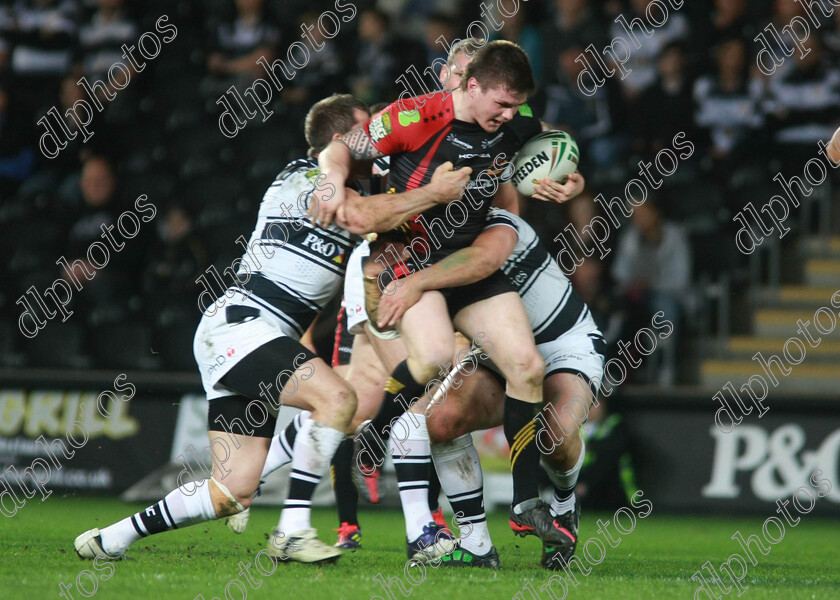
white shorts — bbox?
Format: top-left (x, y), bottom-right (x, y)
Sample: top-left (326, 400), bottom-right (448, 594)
top-left (344, 242), bottom-right (370, 335)
top-left (478, 312), bottom-right (605, 393)
top-left (538, 313), bottom-right (605, 393)
top-left (193, 290), bottom-right (300, 400)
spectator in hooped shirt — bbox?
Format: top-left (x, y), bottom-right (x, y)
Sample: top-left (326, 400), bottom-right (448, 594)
top-left (204, 0), bottom-right (278, 93)
top-left (763, 34), bottom-right (840, 169)
top-left (607, 0), bottom-right (689, 101)
top-left (693, 37), bottom-right (764, 184)
top-left (0, 0), bottom-right (78, 112)
top-left (75, 0), bottom-right (137, 81)
top-left (631, 41), bottom-right (696, 163)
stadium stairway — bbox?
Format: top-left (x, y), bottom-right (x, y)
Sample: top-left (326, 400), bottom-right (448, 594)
top-left (700, 235), bottom-right (840, 394)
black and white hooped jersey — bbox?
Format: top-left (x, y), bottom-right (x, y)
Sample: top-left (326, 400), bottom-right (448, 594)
top-left (487, 209), bottom-right (591, 344)
top-left (234, 157), bottom-right (357, 336)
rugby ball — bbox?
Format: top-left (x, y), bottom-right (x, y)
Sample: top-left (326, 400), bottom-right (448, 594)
top-left (511, 130), bottom-right (580, 196)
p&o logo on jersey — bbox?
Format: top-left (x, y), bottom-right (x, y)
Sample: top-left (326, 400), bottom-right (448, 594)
top-left (302, 232), bottom-right (340, 259)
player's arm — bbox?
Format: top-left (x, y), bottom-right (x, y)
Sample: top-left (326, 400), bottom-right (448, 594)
top-left (336, 161), bottom-right (472, 234)
top-left (376, 224), bottom-right (517, 328)
top-left (314, 129), bottom-right (384, 228)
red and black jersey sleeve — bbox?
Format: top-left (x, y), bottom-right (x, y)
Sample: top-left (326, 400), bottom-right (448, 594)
top-left (363, 92), bottom-right (455, 157)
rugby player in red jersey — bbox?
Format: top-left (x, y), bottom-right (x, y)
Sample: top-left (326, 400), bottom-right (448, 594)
top-left (316, 41), bottom-right (569, 551)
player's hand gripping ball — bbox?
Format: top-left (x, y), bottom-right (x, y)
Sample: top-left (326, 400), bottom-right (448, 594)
top-left (511, 130), bottom-right (580, 196)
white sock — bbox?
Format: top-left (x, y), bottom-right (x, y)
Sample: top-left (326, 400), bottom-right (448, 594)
top-left (100, 480), bottom-right (217, 555)
top-left (543, 440), bottom-right (585, 516)
top-left (278, 419), bottom-right (344, 534)
top-left (390, 412), bottom-right (434, 540)
top-left (432, 434), bottom-right (493, 555)
top-left (261, 411), bottom-right (310, 478)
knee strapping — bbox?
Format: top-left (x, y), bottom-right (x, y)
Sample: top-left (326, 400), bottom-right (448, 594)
top-left (542, 439), bottom-right (586, 489)
top-left (210, 476), bottom-right (246, 513)
top-left (431, 433), bottom-right (473, 461)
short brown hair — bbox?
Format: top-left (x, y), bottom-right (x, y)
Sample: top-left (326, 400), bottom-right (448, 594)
top-left (459, 40), bottom-right (535, 96)
top-left (305, 94), bottom-right (369, 156)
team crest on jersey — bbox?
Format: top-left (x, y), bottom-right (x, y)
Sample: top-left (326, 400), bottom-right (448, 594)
top-left (369, 113), bottom-right (392, 143)
top-left (304, 168), bottom-right (321, 180)
top-left (398, 110), bottom-right (421, 127)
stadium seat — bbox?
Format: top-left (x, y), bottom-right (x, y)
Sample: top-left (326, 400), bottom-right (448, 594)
top-left (689, 228), bottom-right (744, 280)
top-left (659, 181), bottom-right (725, 234)
top-left (0, 321), bottom-right (24, 367)
top-left (154, 322), bottom-right (200, 372)
top-left (23, 320), bottom-right (91, 369)
top-left (88, 322), bottom-right (161, 371)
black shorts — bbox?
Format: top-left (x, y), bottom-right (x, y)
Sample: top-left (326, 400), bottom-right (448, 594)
top-left (210, 336), bottom-right (317, 437)
top-left (440, 270), bottom-right (516, 318)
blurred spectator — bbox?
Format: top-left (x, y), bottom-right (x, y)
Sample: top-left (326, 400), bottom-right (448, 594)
top-left (542, 0), bottom-right (606, 79)
top-left (59, 154), bottom-right (145, 322)
top-left (282, 11), bottom-right (343, 108)
top-left (694, 37), bottom-right (764, 183)
top-left (423, 13), bottom-right (455, 73)
top-left (633, 41), bottom-right (695, 160)
top-left (611, 200), bottom-right (691, 385)
top-left (541, 45), bottom-right (628, 171)
top-left (351, 8), bottom-right (426, 104)
top-left (608, 0), bottom-right (689, 102)
top-left (205, 0), bottom-right (278, 91)
top-left (64, 155), bottom-right (118, 244)
top-left (351, 8), bottom-right (395, 104)
top-left (0, 80), bottom-right (36, 194)
top-left (0, 0), bottom-right (78, 112)
top-left (708, 0), bottom-right (754, 44)
top-left (75, 0), bottom-right (137, 80)
top-left (763, 35), bottom-right (840, 168)
top-left (824, 9), bottom-right (840, 61)
top-left (764, 0), bottom-right (810, 79)
top-left (493, 4), bottom-right (543, 85)
top-left (144, 205), bottom-right (207, 323)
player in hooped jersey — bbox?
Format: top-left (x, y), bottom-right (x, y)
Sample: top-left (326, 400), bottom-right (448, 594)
top-left (316, 41), bottom-right (574, 553)
top-left (377, 209), bottom-right (606, 568)
top-left (73, 95), bottom-right (470, 564)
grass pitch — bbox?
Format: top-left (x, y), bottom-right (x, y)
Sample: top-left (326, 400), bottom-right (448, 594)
top-left (4, 497), bottom-right (839, 600)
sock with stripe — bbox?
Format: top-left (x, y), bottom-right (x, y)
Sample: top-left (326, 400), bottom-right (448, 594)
top-left (278, 419), bottom-right (345, 534)
top-left (330, 437), bottom-right (359, 526)
top-left (390, 411), bottom-right (433, 540)
top-left (260, 411), bottom-right (310, 478)
top-left (370, 360), bottom-right (425, 438)
top-left (432, 434), bottom-right (492, 555)
top-left (504, 396), bottom-right (541, 509)
top-left (544, 440), bottom-right (585, 517)
top-left (99, 480), bottom-right (217, 555)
